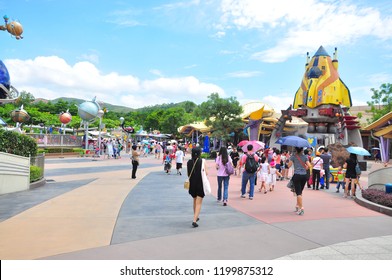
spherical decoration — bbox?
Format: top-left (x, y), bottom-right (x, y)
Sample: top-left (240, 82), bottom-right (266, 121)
top-left (10, 108), bottom-right (30, 123)
top-left (6, 21), bottom-right (23, 38)
top-left (59, 112), bottom-right (72, 124)
top-left (77, 100), bottom-right (99, 122)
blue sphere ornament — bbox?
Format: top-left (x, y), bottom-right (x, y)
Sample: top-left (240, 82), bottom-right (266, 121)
top-left (77, 99), bottom-right (100, 122)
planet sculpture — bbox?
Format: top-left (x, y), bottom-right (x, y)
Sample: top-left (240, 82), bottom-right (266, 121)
top-left (59, 111), bottom-right (72, 125)
top-left (77, 98), bottom-right (100, 122)
top-left (10, 105), bottom-right (30, 123)
top-left (0, 60), bottom-right (11, 99)
top-left (0, 59), bottom-right (20, 102)
top-left (0, 15), bottom-right (23, 40)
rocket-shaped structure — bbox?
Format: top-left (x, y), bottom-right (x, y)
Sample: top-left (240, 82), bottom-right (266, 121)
top-left (287, 46), bottom-right (359, 135)
top-left (293, 46), bottom-right (351, 110)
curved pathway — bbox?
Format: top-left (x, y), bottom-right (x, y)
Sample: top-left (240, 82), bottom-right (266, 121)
top-left (0, 154), bottom-right (391, 260)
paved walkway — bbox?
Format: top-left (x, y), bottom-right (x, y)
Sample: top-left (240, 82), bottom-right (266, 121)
top-left (0, 154), bottom-right (391, 260)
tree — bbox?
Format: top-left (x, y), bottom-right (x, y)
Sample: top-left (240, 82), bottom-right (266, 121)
top-left (160, 107), bottom-right (189, 137)
top-left (367, 83), bottom-right (392, 122)
top-left (195, 93), bottom-right (243, 143)
top-left (14, 91), bottom-right (35, 107)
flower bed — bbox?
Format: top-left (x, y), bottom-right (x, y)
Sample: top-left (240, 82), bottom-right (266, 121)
top-left (361, 189), bottom-right (392, 208)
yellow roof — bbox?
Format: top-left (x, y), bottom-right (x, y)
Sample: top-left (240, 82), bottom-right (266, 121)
top-left (178, 121), bottom-right (211, 136)
top-left (241, 102), bottom-right (274, 119)
top-left (363, 112), bottom-right (392, 139)
top-left (363, 111), bottom-right (392, 130)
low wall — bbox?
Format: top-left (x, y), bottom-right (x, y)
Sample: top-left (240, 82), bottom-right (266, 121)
top-left (0, 152), bottom-right (30, 195)
top-left (368, 166), bottom-right (392, 190)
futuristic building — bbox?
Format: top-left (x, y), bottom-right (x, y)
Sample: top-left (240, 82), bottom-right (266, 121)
top-left (272, 46), bottom-right (362, 147)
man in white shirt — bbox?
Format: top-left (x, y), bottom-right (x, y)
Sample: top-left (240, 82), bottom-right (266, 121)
top-left (175, 147), bottom-right (185, 175)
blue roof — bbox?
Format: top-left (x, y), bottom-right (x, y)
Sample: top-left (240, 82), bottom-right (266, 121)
top-left (314, 46), bottom-right (330, 57)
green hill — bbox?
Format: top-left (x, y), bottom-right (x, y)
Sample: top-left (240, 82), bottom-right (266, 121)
top-left (51, 97), bottom-right (135, 113)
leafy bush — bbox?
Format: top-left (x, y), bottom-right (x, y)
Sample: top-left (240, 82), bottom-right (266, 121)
top-left (30, 165), bottom-right (43, 183)
top-left (362, 189), bottom-right (392, 208)
top-left (0, 130), bottom-right (38, 157)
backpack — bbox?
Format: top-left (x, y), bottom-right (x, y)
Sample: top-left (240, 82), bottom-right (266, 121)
top-left (245, 154), bottom-right (258, 173)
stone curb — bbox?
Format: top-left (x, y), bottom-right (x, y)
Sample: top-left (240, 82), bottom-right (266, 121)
top-left (29, 177), bottom-right (46, 189)
top-left (355, 190), bottom-right (392, 217)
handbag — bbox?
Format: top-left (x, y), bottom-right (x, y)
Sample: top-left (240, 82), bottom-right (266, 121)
top-left (185, 158), bottom-right (198, 190)
top-left (308, 174), bottom-right (313, 185)
top-left (201, 159), bottom-right (211, 195)
top-left (355, 162), bottom-right (361, 175)
top-left (225, 161), bottom-right (234, 175)
top-left (287, 178), bottom-right (295, 192)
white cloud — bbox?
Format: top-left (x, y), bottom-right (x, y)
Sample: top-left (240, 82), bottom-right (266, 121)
top-left (218, 0), bottom-right (392, 62)
top-left (4, 56), bottom-right (224, 109)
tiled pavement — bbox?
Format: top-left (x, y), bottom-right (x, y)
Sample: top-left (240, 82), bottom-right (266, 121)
top-left (0, 154), bottom-right (391, 260)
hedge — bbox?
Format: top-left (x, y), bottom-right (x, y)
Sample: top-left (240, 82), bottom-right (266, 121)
top-left (0, 129), bottom-right (38, 157)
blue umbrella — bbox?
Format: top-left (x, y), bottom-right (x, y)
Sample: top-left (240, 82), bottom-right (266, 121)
top-left (346, 146), bottom-right (371, 156)
top-left (276, 136), bottom-right (311, 148)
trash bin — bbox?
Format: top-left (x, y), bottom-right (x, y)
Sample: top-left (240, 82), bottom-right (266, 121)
top-left (386, 183), bottom-right (392, 194)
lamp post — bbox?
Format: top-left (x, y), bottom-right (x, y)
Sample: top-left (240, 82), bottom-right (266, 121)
top-left (119, 116), bottom-right (125, 139)
top-left (97, 109), bottom-right (104, 156)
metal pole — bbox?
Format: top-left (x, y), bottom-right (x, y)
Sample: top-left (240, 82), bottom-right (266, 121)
top-left (98, 117), bottom-right (102, 156)
top-left (85, 122), bottom-right (89, 150)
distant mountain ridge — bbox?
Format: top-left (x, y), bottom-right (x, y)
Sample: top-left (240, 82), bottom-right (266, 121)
top-left (37, 97), bottom-right (191, 113)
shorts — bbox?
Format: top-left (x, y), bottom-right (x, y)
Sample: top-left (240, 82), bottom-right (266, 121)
top-left (176, 162), bottom-right (182, 169)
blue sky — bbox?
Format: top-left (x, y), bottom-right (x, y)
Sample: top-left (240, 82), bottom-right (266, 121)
top-left (1, 0), bottom-right (392, 110)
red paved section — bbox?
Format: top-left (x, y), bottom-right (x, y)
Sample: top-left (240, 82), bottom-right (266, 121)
top-left (205, 161), bottom-right (381, 224)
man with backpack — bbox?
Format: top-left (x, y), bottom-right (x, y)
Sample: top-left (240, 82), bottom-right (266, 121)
top-left (239, 144), bottom-right (260, 200)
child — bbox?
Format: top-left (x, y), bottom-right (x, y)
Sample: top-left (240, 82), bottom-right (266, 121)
top-left (258, 157), bottom-right (269, 194)
top-left (268, 161), bottom-right (282, 192)
top-left (335, 166), bottom-right (345, 193)
top-left (163, 150), bottom-right (172, 174)
top-left (319, 169), bottom-right (325, 189)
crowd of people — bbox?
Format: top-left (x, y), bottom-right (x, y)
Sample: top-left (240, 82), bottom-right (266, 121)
top-left (89, 137), bottom-right (367, 227)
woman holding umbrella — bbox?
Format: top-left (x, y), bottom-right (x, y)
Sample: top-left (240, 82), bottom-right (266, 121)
top-left (287, 146), bottom-right (311, 216)
top-left (343, 153), bottom-right (360, 198)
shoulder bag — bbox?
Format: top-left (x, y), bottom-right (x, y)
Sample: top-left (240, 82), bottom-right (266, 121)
top-left (184, 158), bottom-right (198, 190)
top-left (201, 159), bottom-right (211, 195)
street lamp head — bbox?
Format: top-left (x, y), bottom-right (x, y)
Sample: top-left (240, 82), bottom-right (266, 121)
top-left (119, 117), bottom-right (125, 124)
top-left (97, 109), bottom-right (104, 118)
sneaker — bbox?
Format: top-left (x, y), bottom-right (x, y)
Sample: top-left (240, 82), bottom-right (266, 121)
top-left (223, 202), bottom-right (227, 206)
top-left (297, 209), bottom-right (304, 215)
top-left (294, 206), bottom-right (299, 212)
top-left (192, 222), bottom-right (198, 228)
top-left (241, 194), bottom-right (246, 198)
top-left (335, 190), bottom-right (339, 193)
top-left (217, 199), bottom-right (222, 203)
top-left (249, 197), bottom-right (253, 200)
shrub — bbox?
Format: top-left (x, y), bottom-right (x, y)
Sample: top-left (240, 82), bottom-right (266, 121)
top-left (30, 165), bottom-right (43, 183)
top-left (0, 129), bottom-right (38, 157)
top-left (362, 189), bottom-right (392, 208)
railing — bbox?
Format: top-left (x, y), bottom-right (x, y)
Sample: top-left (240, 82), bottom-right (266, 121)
top-left (27, 133), bottom-right (83, 147)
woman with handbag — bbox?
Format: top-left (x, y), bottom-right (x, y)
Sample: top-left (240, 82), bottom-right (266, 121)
top-left (215, 146), bottom-right (233, 206)
top-left (187, 147), bottom-right (206, 228)
top-left (288, 147), bottom-right (311, 215)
